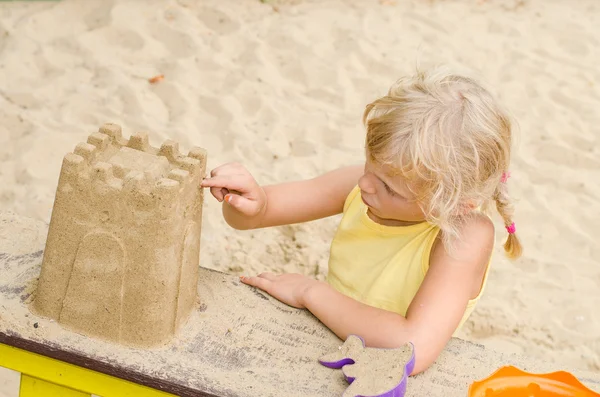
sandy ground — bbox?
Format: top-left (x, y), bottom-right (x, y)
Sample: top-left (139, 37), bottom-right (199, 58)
top-left (1, 0), bottom-right (599, 394)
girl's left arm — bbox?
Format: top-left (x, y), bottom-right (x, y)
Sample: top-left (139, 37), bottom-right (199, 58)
top-left (241, 214), bottom-right (495, 375)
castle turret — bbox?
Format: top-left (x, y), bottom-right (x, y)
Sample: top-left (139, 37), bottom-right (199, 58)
top-left (33, 123), bottom-right (207, 347)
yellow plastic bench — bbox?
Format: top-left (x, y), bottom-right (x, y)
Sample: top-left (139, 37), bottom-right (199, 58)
top-left (0, 342), bottom-right (173, 397)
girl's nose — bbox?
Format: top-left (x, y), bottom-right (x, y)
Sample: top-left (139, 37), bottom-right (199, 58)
top-left (358, 173), bottom-right (376, 194)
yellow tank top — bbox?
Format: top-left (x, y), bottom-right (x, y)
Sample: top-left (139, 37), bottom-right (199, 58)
top-left (326, 186), bottom-right (491, 335)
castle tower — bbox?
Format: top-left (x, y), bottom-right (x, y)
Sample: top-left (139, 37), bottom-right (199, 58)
top-left (33, 123), bottom-right (207, 347)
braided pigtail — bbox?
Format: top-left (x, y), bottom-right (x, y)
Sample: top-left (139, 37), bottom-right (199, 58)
top-left (494, 172), bottom-right (522, 259)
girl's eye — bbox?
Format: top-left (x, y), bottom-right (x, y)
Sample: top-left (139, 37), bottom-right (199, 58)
top-left (383, 182), bottom-right (395, 195)
top-left (382, 180), bottom-right (406, 199)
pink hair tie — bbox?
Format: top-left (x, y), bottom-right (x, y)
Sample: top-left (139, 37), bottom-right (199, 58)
top-left (505, 222), bottom-right (516, 234)
top-left (501, 171), bottom-right (511, 183)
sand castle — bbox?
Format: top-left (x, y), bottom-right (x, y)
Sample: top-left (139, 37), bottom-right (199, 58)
top-left (33, 123), bottom-right (207, 347)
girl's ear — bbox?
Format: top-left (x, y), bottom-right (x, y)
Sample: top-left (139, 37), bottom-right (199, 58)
top-left (457, 200), bottom-right (479, 215)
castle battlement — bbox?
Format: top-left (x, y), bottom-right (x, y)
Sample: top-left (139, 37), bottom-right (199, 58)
top-left (60, 123), bottom-right (206, 197)
top-left (55, 123), bottom-right (208, 219)
top-left (33, 123), bottom-right (207, 347)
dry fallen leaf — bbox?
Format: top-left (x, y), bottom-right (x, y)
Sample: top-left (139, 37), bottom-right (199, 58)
top-left (148, 74), bottom-right (164, 84)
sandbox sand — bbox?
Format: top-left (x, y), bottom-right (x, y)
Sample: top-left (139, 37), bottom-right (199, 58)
top-left (1, 0), bottom-right (599, 394)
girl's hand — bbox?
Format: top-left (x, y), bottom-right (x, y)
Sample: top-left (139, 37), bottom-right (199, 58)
top-left (240, 273), bottom-right (319, 309)
top-left (201, 162), bottom-right (267, 218)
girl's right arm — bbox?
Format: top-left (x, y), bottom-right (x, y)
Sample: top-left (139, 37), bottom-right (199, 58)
top-left (200, 163), bottom-right (363, 230)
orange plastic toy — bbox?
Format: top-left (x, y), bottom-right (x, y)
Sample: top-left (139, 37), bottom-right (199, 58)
top-left (469, 366), bottom-right (600, 397)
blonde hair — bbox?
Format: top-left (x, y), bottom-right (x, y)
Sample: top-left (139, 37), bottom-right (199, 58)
top-left (363, 67), bottom-right (522, 259)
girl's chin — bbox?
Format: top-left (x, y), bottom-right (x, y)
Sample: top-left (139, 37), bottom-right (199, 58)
top-left (368, 207), bottom-right (387, 219)
top-left (367, 208), bottom-right (384, 222)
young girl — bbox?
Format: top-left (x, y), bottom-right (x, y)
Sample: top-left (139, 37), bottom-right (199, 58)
top-left (201, 68), bottom-right (522, 374)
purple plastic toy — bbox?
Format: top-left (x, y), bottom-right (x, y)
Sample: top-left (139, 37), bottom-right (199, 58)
top-left (319, 335), bottom-right (415, 397)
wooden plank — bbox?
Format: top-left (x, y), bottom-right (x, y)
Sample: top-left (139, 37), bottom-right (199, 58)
top-left (1, 211), bottom-right (599, 397)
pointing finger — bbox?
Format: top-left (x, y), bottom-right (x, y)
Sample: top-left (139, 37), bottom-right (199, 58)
top-left (200, 175), bottom-right (250, 193)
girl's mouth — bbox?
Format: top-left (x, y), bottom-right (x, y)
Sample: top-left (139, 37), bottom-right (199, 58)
top-left (360, 194), bottom-right (373, 208)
